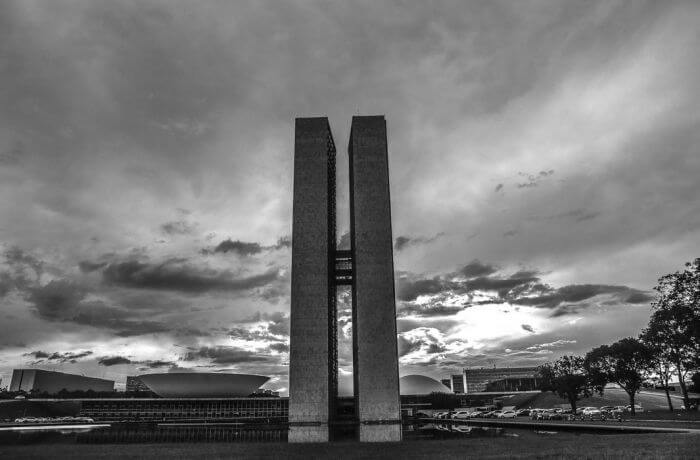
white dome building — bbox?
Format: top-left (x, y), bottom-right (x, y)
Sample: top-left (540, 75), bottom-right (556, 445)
top-left (399, 374), bottom-right (451, 395)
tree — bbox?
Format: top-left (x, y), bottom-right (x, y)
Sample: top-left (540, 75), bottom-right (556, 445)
top-left (584, 338), bottom-right (654, 416)
top-left (644, 258), bottom-right (700, 410)
top-left (650, 353), bottom-right (676, 411)
top-left (690, 372), bottom-right (700, 393)
top-left (537, 355), bottom-right (595, 414)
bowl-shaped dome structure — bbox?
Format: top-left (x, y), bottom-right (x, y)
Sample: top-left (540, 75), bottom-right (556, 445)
top-left (400, 374), bottom-right (451, 395)
top-left (138, 373), bottom-right (270, 398)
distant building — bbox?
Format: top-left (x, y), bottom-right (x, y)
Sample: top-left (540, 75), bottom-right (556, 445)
top-left (126, 376), bottom-right (154, 394)
top-left (250, 388), bottom-right (280, 397)
top-left (9, 369), bottom-right (114, 394)
top-left (444, 367), bottom-right (540, 393)
top-left (451, 374), bottom-right (465, 393)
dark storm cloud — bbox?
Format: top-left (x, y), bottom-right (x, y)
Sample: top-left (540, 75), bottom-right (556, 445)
top-left (227, 312), bottom-right (290, 343)
top-left (397, 262), bottom-right (653, 318)
top-left (98, 356), bottom-right (131, 366)
top-left (184, 346), bottom-right (273, 365)
top-left (394, 233), bottom-right (444, 251)
top-left (28, 280), bottom-right (86, 321)
top-left (465, 274), bottom-right (539, 295)
top-left (274, 236), bottom-right (292, 249)
top-left (144, 360), bottom-right (177, 368)
top-left (427, 343), bottom-right (447, 354)
top-left (208, 239), bottom-right (263, 256)
top-left (102, 259), bottom-right (280, 293)
top-left (25, 350), bottom-right (93, 363)
top-left (549, 304), bottom-right (587, 318)
top-left (1, 247), bottom-right (44, 294)
top-left (510, 284), bottom-right (652, 310)
top-left (25, 351), bottom-right (49, 359)
top-left (25, 279), bottom-right (171, 336)
top-left (203, 236), bottom-right (292, 256)
top-left (396, 277), bottom-right (448, 302)
top-left (394, 236), bottom-right (411, 251)
top-left (397, 336), bottom-right (422, 357)
top-left (228, 326), bottom-right (280, 343)
top-left (268, 343), bottom-right (289, 353)
top-left (0, 272), bottom-right (13, 297)
top-left (239, 311), bottom-right (290, 335)
top-left (460, 260), bottom-right (499, 278)
top-left (97, 356), bottom-right (177, 367)
top-left (395, 267), bottom-right (539, 303)
top-left (397, 304), bottom-right (463, 318)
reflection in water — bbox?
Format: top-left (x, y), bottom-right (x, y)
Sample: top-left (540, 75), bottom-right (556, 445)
top-left (288, 425), bottom-right (328, 443)
top-left (403, 423), bottom-right (504, 440)
top-left (79, 424), bottom-right (288, 443)
top-left (359, 424), bottom-right (403, 442)
top-left (0, 422), bottom-right (511, 445)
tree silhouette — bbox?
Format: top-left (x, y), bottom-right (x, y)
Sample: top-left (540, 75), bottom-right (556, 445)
top-left (642, 258), bottom-right (700, 411)
top-left (584, 338), bottom-right (654, 416)
top-left (537, 355), bottom-right (596, 414)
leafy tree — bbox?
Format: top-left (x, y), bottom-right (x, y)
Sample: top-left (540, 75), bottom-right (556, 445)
top-left (643, 258), bottom-right (700, 410)
top-left (648, 353), bottom-right (676, 411)
top-left (584, 338), bottom-right (654, 416)
top-left (537, 355), bottom-right (596, 413)
top-left (690, 372), bottom-right (700, 393)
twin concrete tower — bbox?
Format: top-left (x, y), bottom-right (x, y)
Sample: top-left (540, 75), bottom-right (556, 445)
top-left (289, 116), bottom-right (401, 442)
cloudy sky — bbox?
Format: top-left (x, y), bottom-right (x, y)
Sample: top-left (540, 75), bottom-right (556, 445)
top-left (1, 0), bottom-right (698, 394)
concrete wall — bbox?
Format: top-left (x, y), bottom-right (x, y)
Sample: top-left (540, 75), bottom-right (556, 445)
top-left (289, 117), bottom-right (334, 428)
top-left (10, 369), bottom-right (114, 393)
top-left (349, 116), bottom-right (401, 427)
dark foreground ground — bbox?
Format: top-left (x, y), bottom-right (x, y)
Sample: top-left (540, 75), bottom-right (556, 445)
top-left (1, 433), bottom-right (698, 459)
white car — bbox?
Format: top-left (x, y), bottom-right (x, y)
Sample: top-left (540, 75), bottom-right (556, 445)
top-left (581, 407), bottom-right (604, 419)
top-left (498, 410), bottom-right (518, 418)
top-left (452, 411), bottom-right (472, 419)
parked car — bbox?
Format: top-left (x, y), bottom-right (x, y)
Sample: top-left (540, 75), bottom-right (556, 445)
top-left (625, 404), bottom-right (644, 413)
top-left (581, 407), bottom-right (605, 420)
top-left (515, 409), bottom-right (530, 417)
top-left (452, 411), bottom-right (472, 419)
top-left (498, 410), bottom-right (518, 419)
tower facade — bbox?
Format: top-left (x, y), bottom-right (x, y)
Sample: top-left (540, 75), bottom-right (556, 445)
top-left (289, 116), bottom-right (401, 442)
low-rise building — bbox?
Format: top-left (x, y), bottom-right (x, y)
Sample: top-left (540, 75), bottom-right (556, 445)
top-left (9, 369), bottom-right (114, 394)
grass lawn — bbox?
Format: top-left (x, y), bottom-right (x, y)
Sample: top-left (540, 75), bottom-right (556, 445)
top-left (0, 432), bottom-right (698, 459)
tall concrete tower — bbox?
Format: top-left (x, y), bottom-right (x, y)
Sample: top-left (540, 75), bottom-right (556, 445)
top-left (289, 116), bottom-right (401, 442)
